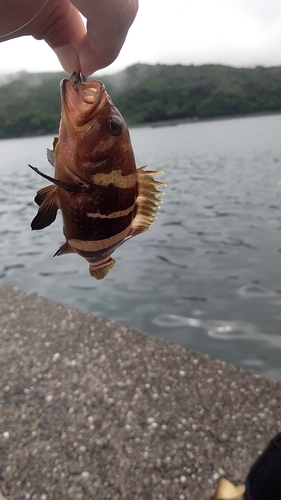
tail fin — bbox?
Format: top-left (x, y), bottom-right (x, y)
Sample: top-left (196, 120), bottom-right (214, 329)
top-left (89, 258), bottom-right (115, 280)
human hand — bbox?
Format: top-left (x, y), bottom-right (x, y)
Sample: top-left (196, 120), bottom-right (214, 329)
top-left (0, 0), bottom-right (138, 75)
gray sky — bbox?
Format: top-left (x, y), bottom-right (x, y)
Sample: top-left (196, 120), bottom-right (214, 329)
top-left (1, 0), bottom-right (281, 75)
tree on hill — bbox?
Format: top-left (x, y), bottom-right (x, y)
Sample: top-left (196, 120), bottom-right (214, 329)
top-left (0, 64), bottom-right (281, 138)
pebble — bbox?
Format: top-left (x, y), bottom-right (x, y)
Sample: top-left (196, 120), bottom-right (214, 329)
top-left (1, 283), bottom-right (281, 500)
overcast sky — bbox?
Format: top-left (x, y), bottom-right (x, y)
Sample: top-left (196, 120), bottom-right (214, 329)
top-left (1, 0), bottom-right (281, 76)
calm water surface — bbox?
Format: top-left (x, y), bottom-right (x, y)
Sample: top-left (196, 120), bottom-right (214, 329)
top-left (1, 114), bottom-right (281, 379)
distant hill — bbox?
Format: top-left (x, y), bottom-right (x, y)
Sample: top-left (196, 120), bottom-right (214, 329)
top-left (0, 64), bottom-right (281, 138)
top-left (0, 71), bottom-right (65, 138)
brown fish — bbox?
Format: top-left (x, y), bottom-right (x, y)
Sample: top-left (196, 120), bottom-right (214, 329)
top-left (30, 72), bottom-right (164, 279)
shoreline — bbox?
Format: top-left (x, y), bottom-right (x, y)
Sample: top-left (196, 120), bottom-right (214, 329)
top-left (0, 110), bottom-right (281, 141)
top-left (1, 282), bottom-right (281, 499)
top-left (132, 109), bottom-right (281, 129)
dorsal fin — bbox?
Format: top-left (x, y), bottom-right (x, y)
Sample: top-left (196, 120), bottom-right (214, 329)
top-left (129, 166), bottom-right (165, 238)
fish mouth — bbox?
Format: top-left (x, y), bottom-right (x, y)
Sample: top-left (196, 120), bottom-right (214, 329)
top-left (61, 74), bottom-right (106, 128)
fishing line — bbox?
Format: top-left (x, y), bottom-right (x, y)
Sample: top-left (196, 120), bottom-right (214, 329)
top-left (0, 0), bottom-right (49, 38)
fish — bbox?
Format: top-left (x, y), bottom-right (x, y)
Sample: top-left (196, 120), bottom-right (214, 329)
top-left (29, 72), bottom-right (165, 280)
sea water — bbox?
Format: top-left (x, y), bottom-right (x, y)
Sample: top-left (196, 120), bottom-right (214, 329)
top-left (1, 114), bottom-right (281, 379)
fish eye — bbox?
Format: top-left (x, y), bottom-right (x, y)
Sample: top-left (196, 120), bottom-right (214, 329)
top-left (108, 115), bottom-right (123, 135)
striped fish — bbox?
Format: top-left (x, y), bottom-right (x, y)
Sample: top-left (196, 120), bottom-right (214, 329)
top-left (29, 72), bottom-right (165, 279)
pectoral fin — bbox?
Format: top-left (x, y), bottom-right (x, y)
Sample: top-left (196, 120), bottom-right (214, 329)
top-left (89, 258), bottom-right (115, 280)
top-left (46, 136), bottom-right (59, 167)
top-left (47, 149), bottom-right (55, 167)
top-left (34, 185), bottom-right (56, 206)
top-left (129, 166), bottom-right (166, 237)
top-left (31, 191), bottom-right (59, 230)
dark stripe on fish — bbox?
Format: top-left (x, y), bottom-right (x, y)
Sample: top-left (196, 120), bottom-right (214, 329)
top-left (95, 184), bottom-right (137, 215)
top-left (68, 211), bottom-right (134, 240)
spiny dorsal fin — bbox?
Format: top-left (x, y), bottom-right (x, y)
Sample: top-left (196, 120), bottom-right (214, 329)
top-left (31, 191), bottom-right (58, 230)
top-left (35, 185), bottom-right (56, 206)
top-left (129, 166), bottom-right (165, 238)
top-left (89, 258), bottom-right (116, 280)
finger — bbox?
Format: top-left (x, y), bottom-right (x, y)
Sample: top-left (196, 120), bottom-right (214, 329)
top-left (1, 0), bottom-right (138, 75)
top-left (32, 0), bottom-right (138, 75)
top-left (0, 0), bottom-right (48, 39)
top-left (0, 0), bottom-right (85, 74)
top-left (28, 0), bottom-right (87, 74)
top-left (70, 0), bottom-right (138, 74)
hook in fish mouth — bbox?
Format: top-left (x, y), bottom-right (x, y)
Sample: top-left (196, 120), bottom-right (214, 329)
top-left (61, 74), bottom-right (106, 127)
top-left (69, 72), bottom-right (87, 87)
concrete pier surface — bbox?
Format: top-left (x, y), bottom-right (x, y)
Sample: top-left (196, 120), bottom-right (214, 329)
top-left (0, 282), bottom-right (281, 500)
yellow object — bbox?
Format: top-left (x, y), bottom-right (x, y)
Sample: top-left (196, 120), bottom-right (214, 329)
top-left (213, 478), bottom-right (246, 500)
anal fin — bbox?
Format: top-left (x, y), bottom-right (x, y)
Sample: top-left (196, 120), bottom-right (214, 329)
top-left (53, 242), bottom-right (74, 257)
top-left (129, 166), bottom-right (165, 238)
top-left (31, 191), bottom-right (58, 230)
top-left (89, 258), bottom-right (115, 280)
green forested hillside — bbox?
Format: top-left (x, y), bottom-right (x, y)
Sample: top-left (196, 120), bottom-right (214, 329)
top-left (0, 64), bottom-right (281, 138)
top-left (0, 71), bottom-right (65, 138)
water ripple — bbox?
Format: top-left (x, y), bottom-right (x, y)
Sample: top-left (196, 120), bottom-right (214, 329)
top-left (237, 283), bottom-right (278, 298)
top-left (1, 117), bottom-right (281, 378)
top-left (3, 264), bottom-right (25, 272)
top-left (156, 255), bottom-right (188, 268)
top-left (153, 314), bottom-right (281, 348)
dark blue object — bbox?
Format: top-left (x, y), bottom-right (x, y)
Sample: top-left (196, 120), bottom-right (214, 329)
top-left (246, 432), bottom-right (281, 500)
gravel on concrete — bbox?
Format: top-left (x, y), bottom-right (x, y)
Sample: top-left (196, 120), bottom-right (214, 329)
top-left (0, 282), bottom-right (281, 500)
